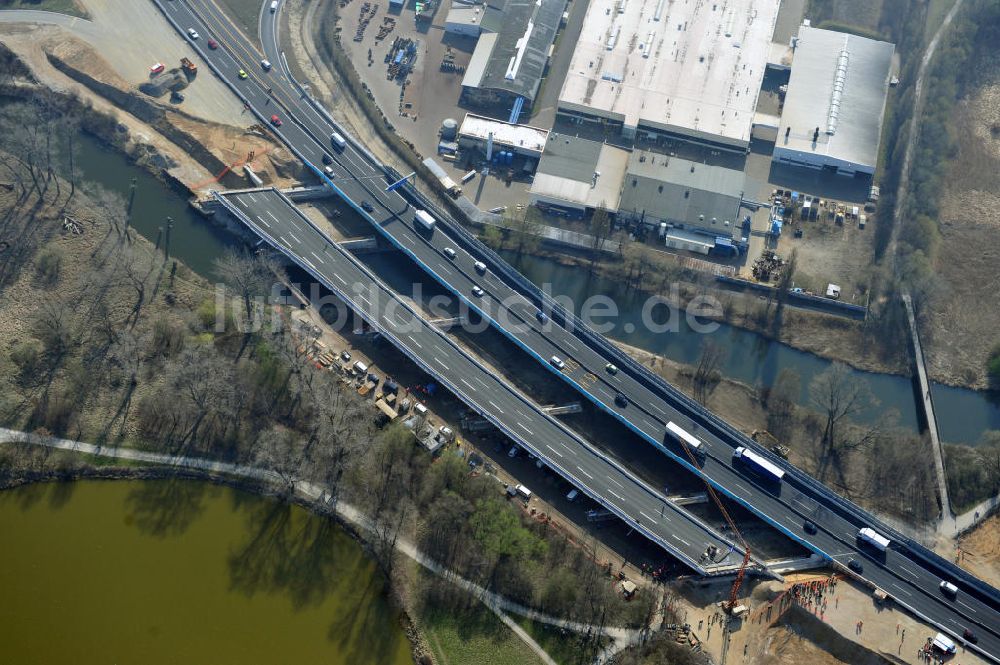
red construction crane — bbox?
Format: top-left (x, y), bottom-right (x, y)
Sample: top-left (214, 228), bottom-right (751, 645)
top-left (673, 426), bottom-right (752, 611)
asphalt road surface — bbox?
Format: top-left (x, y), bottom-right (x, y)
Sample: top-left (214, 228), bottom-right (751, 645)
top-left (217, 187), bottom-right (741, 571)
top-left (154, 0), bottom-right (1000, 659)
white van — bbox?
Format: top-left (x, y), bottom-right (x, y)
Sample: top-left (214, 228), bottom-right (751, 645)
top-left (330, 131), bottom-right (347, 150)
top-left (413, 403), bottom-right (428, 417)
top-left (270, 1), bottom-right (278, 12)
top-left (932, 633), bottom-right (957, 654)
top-left (515, 484), bottom-right (532, 501)
top-left (566, 488), bottom-right (579, 502)
top-left (351, 360), bottom-right (368, 375)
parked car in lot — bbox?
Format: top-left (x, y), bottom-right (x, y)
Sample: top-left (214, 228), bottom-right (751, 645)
top-left (270, 114), bottom-right (282, 126)
top-left (149, 62), bottom-right (165, 75)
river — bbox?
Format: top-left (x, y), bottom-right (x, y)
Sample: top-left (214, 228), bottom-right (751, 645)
top-left (72, 131), bottom-right (1000, 446)
top-left (0, 479), bottom-right (413, 665)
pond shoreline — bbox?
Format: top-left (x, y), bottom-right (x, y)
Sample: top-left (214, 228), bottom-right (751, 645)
top-left (0, 464), bottom-right (429, 665)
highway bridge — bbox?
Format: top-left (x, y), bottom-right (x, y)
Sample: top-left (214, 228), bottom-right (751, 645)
top-left (155, 0), bottom-right (1000, 659)
top-left (212, 186), bottom-right (745, 575)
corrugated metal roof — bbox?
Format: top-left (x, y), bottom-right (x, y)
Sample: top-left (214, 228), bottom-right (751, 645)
top-left (462, 32), bottom-right (497, 88)
top-left (619, 151), bottom-right (744, 229)
top-left (774, 26), bottom-right (895, 173)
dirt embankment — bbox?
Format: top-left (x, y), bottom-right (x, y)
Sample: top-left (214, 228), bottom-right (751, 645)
top-left (761, 606), bottom-right (898, 665)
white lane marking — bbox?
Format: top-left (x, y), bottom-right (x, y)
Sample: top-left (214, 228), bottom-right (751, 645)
top-left (407, 335), bottom-right (422, 349)
top-left (679, 538), bottom-right (691, 547)
top-left (460, 378), bottom-right (475, 391)
top-left (310, 251), bottom-right (326, 264)
top-left (891, 583), bottom-right (912, 597)
top-left (898, 564), bottom-right (919, 580)
top-left (279, 236), bottom-right (291, 247)
top-left (639, 511), bottom-right (657, 524)
top-left (288, 232), bottom-right (302, 244)
top-left (333, 273), bottom-right (347, 285)
top-left (255, 215), bottom-right (270, 228)
top-left (650, 403), bottom-right (668, 417)
top-left (434, 357), bottom-right (449, 370)
top-left (608, 477), bottom-right (624, 489)
top-left (608, 490), bottom-right (624, 502)
top-left (734, 482), bottom-right (751, 495)
top-left (247, 193), bottom-right (258, 203)
top-left (517, 423), bottom-right (533, 435)
top-left (958, 600), bottom-right (977, 613)
top-left (488, 400), bottom-right (504, 414)
top-left (475, 377), bottom-right (489, 389)
top-left (576, 466), bottom-right (594, 480)
top-left (439, 264), bottom-right (453, 276)
top-left (563, 339), bottom-right (578, 352)
top-left (266, 210), bottom-right (281, 224)
top-left (355, 294), bottom-right (369, 306)
top-left (546, 444), bottom-right (563, 458)
top-left (400, 234), bottom-right (413, 244)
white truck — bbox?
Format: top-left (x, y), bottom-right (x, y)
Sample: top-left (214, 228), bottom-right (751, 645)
top-left (414, 209), bottom-right (436, 232)
top-left (330, 131), bottom-right (347, 150)
top-left (857, 527), bottom-right (891, 552)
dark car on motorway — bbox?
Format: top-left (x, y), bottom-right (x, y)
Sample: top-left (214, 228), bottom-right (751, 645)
top-left (361, 200), bottom-right (374, 213)
top-left (847, 559), bottom-right (863, 574)
top-left (615, 393), bottom-right (628, 407)
top-left (321, 153), bottom-right (333, 165)
top-left (964, 628), bottom-right (978, 644)
top-left (803, 520), bottom-right (818, 535)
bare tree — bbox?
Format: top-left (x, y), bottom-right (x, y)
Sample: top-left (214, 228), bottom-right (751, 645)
top-left (809, 362), bottom-right (879, 482)
top-left (692, 340), bottom-right (725, 404)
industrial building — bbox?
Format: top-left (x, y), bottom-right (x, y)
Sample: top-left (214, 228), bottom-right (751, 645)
top-left (458, 113), bottom-right (549, 160)
top-left (617, 151), bottom-right (746, 235)
top-left (557, 0), bottom-right (781, 151)
top-left (772, 25), bottom-right (895, 176)
top-left (444, 0), bottom-right (502, 38)
top-left (528, 135), bottom-right (630, 215)
top-left (459, 0), bottom-right (567, 110)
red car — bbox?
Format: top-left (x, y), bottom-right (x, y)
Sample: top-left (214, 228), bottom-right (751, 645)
top-left (149, 62), bottom-right (165, 75)
top-left (207, 38), bottom-right (219, 49)
top-left (270, 114), bottom-right (282, 127)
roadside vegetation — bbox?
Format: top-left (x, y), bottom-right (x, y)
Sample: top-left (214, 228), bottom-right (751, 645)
top-left (0, 86), bottom-right (672, 662)
top-left (943, 432), bottom-right (1000, 513)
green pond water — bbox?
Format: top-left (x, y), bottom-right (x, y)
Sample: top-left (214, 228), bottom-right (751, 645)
top-left (0, 479), bottom-right (413, 665)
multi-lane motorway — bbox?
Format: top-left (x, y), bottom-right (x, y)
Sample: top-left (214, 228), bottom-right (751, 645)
top-left (216, 186), bottom-right (742, 572)
top-left (155, 0), bottom-right (1000, 658)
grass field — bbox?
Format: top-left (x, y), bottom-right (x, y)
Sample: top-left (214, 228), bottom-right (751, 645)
top-left (214, 0), bottom-right (261, 44)
top-left (418, 602), bottom-right (545, 665)
top-left (515, 616), bottom-right (609, 665)
top-left (0, 0), bottom-right (88, 18)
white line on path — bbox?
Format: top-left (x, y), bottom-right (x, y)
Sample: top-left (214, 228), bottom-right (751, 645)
top-left (958, 600), bottom-right (977, 613)
top-left (310, 251), bottom-right (325, 264)
top-left (891, 583), bottom-right (913, 597)
top-left (898, 564), bottom-right (919, 580)
top-left (488, 400), bottom-right (505, 414)
top-left (608, 490), bottom-right (624, 502)
top-left (734, 482), bottom-right (751, 495)
top-left (434, 357), bottom-right (449, 370)
top-left (333, 273), bottom-right (346, 285)
top-left (546, 445), bottom-right (563, 458)
top-left (288, 232), bottom-right (301, 244)
top-left (461, 378), bottom-right (475, 391)
top-left (407, 336), bottom-right (422, 349)
top-left (639, 511), bottom-right (657, 524)
top-left (247, 193), bottom-right (258, 203)
top-left (518, 423), bottom-right (533, 435)
top-left (256, 215), bottom-right (270, 228)
top-left (576, 466), bottom-right (594, 480)
top-left (608, 477), bottom-right (624, 489)
top-left (266, 210), bottom-right (281, 224)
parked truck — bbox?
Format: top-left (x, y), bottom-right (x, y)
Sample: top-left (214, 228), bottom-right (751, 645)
top-left (180, 57), bottom-right (197, 75)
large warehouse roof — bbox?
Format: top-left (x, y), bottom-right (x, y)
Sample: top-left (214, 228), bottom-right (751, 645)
top-left (558, 0), bottom-right (780, 148)
top-left (619, 151), bottom-right (745, 229)
top-left (773, 26), bottom-right (895, 175)
top-left (459, 113), bottom-right (550, 155)
top-left (529, 135), bottom-right (629, 211)
top-left (460, 0), bottom-right (567, 102)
